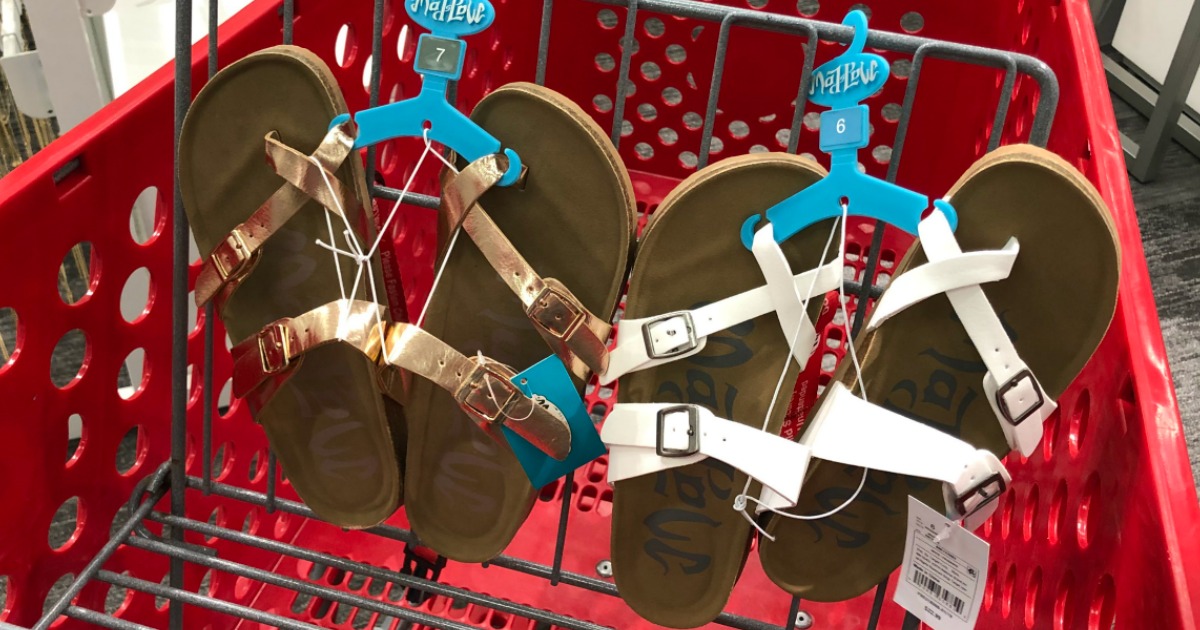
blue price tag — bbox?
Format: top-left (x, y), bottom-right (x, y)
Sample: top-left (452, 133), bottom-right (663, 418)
top-left (819, 106), bottom-right (869, 152)
top-left (502, 356), bottom-right (607, 489)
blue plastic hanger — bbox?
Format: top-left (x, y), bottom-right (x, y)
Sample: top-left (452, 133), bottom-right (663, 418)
top-left (740, 10), bottom-right (957, 248)
top-left (331, 0), bottom-right (521, 186)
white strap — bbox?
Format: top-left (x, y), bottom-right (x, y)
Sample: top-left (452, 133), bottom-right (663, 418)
top-left (751, 224), bottom-right (822, 368)
top-left (758, 383), bottom-right (1010, 530)
top-left (866, 238), bottom-right (1020, 331)
top-left (864, 211), bottom-right (1055, 456)
top-left (601, 403), bottom-right (813, 506)
top-left (599, 254), bottom-right (841, 386)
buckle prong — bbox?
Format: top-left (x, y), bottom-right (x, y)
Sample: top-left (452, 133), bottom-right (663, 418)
top-left (529, 286), bottom-right (586, 339)
top-left (258, 323), bottom-right (293, 374)
top-left (213, 231), bottom-right (254, 280)
top-left (458, 364), bottom-right (520, 424)
top-left (656, 405), bottom-right (701, 457)
top-left (642, 312), bottom-right (699, 360)
top-left (996, 369), bottom-right (1044, 426)
top-left (954, 472), bottom-right (1006, 518)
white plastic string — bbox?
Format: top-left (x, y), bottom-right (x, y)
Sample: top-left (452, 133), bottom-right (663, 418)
top-left (322, 211), bottom-right (348, 300)
top-left (412, 135), bottom-right (468, 326)
top-left (310, 158), bottom-right (390, 355)
top-left (734, 201), bottom-right (874, 540)
top-left (310, 129), bottom-right (465, 357)
top-left (474, 350), bottom-right (535, 422)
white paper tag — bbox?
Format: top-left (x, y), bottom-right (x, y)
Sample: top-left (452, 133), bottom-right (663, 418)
top-left (893, 496), bottom-right (989, 630)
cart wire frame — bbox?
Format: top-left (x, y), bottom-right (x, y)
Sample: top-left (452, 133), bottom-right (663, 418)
top-left (22, 0), bottom-right (1061, 628)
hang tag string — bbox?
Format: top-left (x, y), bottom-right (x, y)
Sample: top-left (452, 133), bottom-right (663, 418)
top-left (312, 129), bottom-right (464, 354)
top-left (736, 200), bottom-right (873, 540)
top-left (310, 157), bottom-right (390, 356)
top-left (474, 350), bottom-right (535, 422)
top-left (732, 212), bottom-right (840, 538)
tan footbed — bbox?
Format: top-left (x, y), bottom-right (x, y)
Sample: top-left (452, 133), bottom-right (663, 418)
top-left (402, 83), bottom-right (636, 562)
top-left (759, 144), bottom-right (1121, 602)
top-left (179, 46), bottom-right (406, 529)
top-left (612, 153), bottom-right (832, 628)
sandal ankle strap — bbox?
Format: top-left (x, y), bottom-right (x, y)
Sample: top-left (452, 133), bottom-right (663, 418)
top-left (759, 381), bottom-right (1011, 529)
top-left (380, 323), bottom-right (573, 460)
top-left (230, 299), bottom-right (386, 409)
top-left (231, 299), bottom-right (573, 461)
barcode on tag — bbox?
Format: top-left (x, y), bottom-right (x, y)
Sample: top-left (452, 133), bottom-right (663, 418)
top-left (911, 567), bottom-right (966, 615)
top-left (894, 497), bottom-right (988, 630)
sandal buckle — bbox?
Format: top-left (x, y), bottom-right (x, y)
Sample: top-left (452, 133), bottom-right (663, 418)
top-left (258, 323), bottom-right (294, 374)
top-left (954, 472), bottom-right (1007, 520)
top-left (656, 405), bottom-right (700, 457)
top-left (995, 369), bottom-right (1044, 426)
top-left (642, 312), bottom-right (698, 360)
top-left (212, 230), bottom-right (255, 281)
top-left (529, 286), bottom-right (586, 339)
top-left (458, 365), bottom-right (520, 424)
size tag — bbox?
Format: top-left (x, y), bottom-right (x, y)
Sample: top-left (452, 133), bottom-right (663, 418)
top-left (414, 35), bottom-right (465, 79)
top-left (819, 106), bottom-right (869, 152)
top-left (894, 496), bottom-right (989, 630)
top-left (502, 356), bottom-right (607, 489)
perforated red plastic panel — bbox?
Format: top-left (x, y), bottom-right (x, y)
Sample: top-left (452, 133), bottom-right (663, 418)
top-left (0, 0), bottom-right (1197, 628)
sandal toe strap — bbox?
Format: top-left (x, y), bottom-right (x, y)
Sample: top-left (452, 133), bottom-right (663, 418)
top-left (440, 156), bottom-right (614, 380)
top-left (195, 122), bottom-right (357, 309)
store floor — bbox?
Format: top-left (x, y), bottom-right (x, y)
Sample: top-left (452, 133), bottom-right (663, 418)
top-left (1113, 97), bottom-right (1200, 491)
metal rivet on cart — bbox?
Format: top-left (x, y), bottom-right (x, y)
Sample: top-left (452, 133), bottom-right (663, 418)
top-left (795, 611), bottom-right (814, 629)
top-left (595, 560), bottom-right (613, 578)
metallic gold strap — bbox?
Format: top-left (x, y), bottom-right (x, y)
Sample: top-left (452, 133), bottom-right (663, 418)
top-left (230, 298), bottom-right (572, 461)
top-left (265, 128), bottom-right (358, 216)
top-left (439, 157), bottom-right (613, 380)
top-left (194, 122), bottom-right (357, 309)
top-left (230, 299), bottom-right (385, 409)
top-left (380, 323), bottom-right (572, 461)
top-left (440, 153), bottom-right (508, 235)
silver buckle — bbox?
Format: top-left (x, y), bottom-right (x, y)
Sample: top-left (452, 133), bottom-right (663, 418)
top-left (996, 369), bottom-right (1044, 426)
top-left (954, 472), bottom-right (1006, 519)
top-left (656, 405), bottom-right (700, 457)
top-left (641, 312), bottom-right (698, 360)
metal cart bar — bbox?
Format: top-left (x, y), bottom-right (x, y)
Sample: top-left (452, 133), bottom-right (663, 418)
top-left (1094, 0), bottom-right (1200, 182)
top-left (25, 0), bottom-right (1060, 627)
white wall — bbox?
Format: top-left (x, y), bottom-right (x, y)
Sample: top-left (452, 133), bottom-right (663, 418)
top-left (102, 0), bottom-right (253, 97)
top-left (1113, 0), bottom-right (1200, 112)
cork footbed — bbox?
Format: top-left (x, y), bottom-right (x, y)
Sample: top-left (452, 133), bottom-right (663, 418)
top-left (180, 46), bottom-right (406, 529)
top-left (611, 153), bottom-right (832, 628)
top-left (758, 144), bottom-right (1121, 602)
top-left (402, 83), bottom-right (636, 563)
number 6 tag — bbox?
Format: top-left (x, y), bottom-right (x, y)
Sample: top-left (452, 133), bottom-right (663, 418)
top-left (819, 106), bottom-right (868, 152)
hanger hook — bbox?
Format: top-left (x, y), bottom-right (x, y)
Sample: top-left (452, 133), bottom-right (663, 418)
top-left (842, 10), bottom-right (869, 55)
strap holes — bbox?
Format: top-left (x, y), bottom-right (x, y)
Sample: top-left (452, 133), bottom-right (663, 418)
top-left (438, 360), bottom-right (445, 366)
